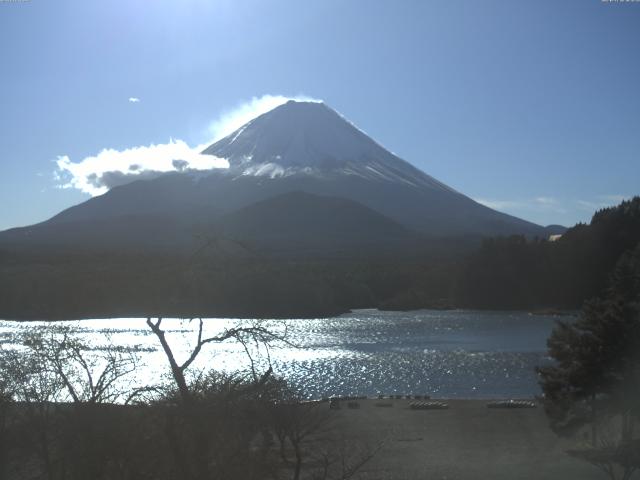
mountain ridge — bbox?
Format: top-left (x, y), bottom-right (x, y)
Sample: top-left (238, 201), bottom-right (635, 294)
top-left (203, 100), bottom-right (460, 193)
top-left (214, 190), bottom-right (424, 257)
top-left (0, 100), bottom-right (557, 253)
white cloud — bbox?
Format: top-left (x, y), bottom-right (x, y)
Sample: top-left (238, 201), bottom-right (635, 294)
top-left (54, 94), bottom-right (321, 196)
top-left (55, 140), bottom-right (228, 196)
top-left (576, 194), bottom-right (629, 211)
top-left (475, 196), bottom-right (567, 214)
top-left (475, 198), bottom-right (523, 210)
top-left (534, 196), bottom-right (557, 206)
top-left (477, 194), bottom-right (631, 219)
top-left (599, 194), bottom-right (627, 204)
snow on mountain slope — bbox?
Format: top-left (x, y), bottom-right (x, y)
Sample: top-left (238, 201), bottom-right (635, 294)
top-left (0, 100), bottom-right (549, 248)
top-left (202, 100), bottom-right (456, 193)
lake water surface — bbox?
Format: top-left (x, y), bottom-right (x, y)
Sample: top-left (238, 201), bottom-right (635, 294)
top-left (0, 310), bottom-right (567, 399)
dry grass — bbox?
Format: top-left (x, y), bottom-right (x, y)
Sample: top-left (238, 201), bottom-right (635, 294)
top-left (326, 398), bottom-right (603, 480)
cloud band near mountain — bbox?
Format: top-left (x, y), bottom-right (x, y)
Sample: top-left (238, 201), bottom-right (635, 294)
top-left (54, 94), bottom-right (320, 196)
top-left (55, 140), bottom-right (228, 196)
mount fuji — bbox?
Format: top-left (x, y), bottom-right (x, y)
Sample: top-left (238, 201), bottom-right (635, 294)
top-left (0, 100), bottom-right (555, 255)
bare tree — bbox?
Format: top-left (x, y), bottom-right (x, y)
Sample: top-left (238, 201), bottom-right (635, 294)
top-left (145, 317), bottom-right (289, 480)
top-left (21, 326), bottom-right (138, 404)
top-left (146, 317), bottom-right (282, 405)
top-left (145, 317), bottom-right (381, 480)
top-left (567, 443), bottom-right (639, 480)
top-left (0, 348), bottom-right (20, 480)
top-left (272, 400), bottom-right (333, 480)
top-left (9, 326), bottom-right (142, 480)
top-left (270, 398), bottom-right (381, 480)
top-left (311, 436), bottom-right (381, 480)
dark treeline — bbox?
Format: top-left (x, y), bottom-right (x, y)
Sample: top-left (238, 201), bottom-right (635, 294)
top-left (455, 197), bottom-right (640, 310)
top-left (0, 197), bottom-right (638, 319)
top-left (0, 249), bottom-right (459, 320)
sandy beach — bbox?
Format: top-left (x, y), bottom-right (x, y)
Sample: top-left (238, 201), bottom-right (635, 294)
top-left (329, 398), bottom-right (601, 480)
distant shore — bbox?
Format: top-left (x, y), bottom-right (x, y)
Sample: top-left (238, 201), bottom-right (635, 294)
top-left (1, 306), bottom-right (579, 322)
top-left (527, 308), bottom-right (579, 317)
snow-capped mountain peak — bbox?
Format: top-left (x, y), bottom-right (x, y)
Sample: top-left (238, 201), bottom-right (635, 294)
top-left (201, 100), bottom-right (455, 192)
top-left (0, 100), bottom-right (548, 248)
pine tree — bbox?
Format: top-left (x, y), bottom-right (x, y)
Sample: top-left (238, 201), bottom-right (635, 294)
top-left (537, 243), bottom-right (640, 479)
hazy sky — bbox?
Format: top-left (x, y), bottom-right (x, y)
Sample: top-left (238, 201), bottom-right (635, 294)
top-left (1, 0), bottom-right (639, 230)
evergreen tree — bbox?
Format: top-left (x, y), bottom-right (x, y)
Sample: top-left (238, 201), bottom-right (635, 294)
top-left (537, 243), bottom-right (640, 479)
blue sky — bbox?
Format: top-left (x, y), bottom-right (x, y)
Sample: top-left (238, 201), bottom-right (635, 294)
top-left (1, 0), bottom-right (639, 230)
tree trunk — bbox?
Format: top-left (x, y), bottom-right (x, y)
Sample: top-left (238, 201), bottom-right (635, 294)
top-left (146, 318), bottom-right (193, 405)
top-left (591, 395), bottom-right (598, 447)
top-left (293, 440), bottom-right (302, 480)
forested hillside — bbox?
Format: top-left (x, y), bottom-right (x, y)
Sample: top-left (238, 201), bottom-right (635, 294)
top-left (1, 198), bottom-right (637, 319)
top-left (454, 197), bottom-right (640, 309)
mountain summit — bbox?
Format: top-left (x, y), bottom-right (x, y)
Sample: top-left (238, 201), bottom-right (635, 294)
top-left (0, 100), bottom-right (553, 254)
top-left (203, 101), bottom-right (453, 192)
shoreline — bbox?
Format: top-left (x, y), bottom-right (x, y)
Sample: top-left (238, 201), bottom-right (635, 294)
top-left (329, 398), bottom-right (601, 480)
top-left (314, 395), bottom-right (541, 402)
top-left (0, 306), bottom-right (578, 322)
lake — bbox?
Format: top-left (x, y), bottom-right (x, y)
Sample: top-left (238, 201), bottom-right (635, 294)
top-left (0, 309), bottom-right (567, 399)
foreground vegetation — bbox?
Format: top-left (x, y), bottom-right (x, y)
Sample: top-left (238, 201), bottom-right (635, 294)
top-left (0, 320), bottom-right (378, 480)
top-left (537, 239), bottom-right (640, 479)
top-left (0, 199), bottom-right (638, 478)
